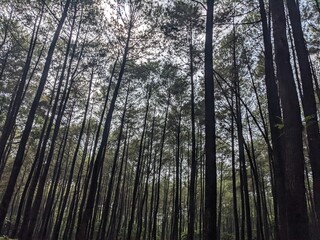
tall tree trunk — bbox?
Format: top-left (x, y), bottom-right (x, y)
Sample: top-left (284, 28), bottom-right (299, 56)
top-left (235, 82), bottom-right (252, 240)
top-left (231, 90), bottom-right (240, 240)
top-left (52, 67), bottom-right (93, 240)
top-left (245, 115), bottom-right (265, 240)
top-left (19, 7), bottom-right (78, 237)
top-left (75, 75), bottom-right (110, 240)
top-left (270, 0), bottom-right (309, 239)
top-left (217, 161), bottom-right (223, 239)
top-left (126, 87), bottom-right (151, 240)
top-left (152, 93), bottom-right (170, 240)
top-left (98, 85), bottom-right (130, 240)
top-left (286, 0), bottom-right (320, 226)
top-left (9, 77), bottom-right (56, 238)
top-left (258, 0), bottom-right (287, 238)
top-left (232, 26), bottom-right (252, 240)
top-left (161, 170), bottom-right (170, 240)
top-left (63, 114), bottom-right (93, 239)
top-left (23, 100), bottom-right (75, 239)
top-left (172, 109), bottom-right (182, 240)
top-left (75, 57), bottom-right (117, 236)
top-left (204, 0), bottom-right (217, 239)
top-left (76, 18), bottom-right (132, 239)
top-left (0, 0), bottom-right (71, 229)
top-left (38, 118), bottom-right (71, 239)
top-left (0, 4), bottom-right (44, 163)
top-left (187, 31), bottom-right (197, 240)
top-left (106, 129), bottom-right (129, 240)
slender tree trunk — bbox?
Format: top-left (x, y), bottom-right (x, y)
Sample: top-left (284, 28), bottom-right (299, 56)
top-left (52, 68), bottom-right (92, 240)
top-left (137, 123), bottom-right (154, 240)
top-left (152, 93), bottom-right (170, 240)
top-left (6, 167), bottom-right (27, 235)
top-left (0, 0), bottom-right (71, 229)
top-left (257, 0), bottom-right (287, 238)
top-left (98, 85), bottom-right (129, 239)
top-left (172, 109), bottom-right (182, 240)
top-left (245, 115), bottom-right (265, 240)
top-left (38, 119), bottom-right (71, 239)
top-left (147, 147), bottom-right (156, 240)
top-left (75, 58), bottom-right (117, 237)
top-left (23, 100), bottom-right (75, 239)
top-left (0, 4), bottom-right (44, 163)
top-left (232, 27), bottom-right (252, 240)
top-left (161, 170), bottom-right (170, 240)
top-left (126, 87), bottom-right (151, 240)
top-left (235, 86), bottom-right (252, 240)
top-left (113, 135), bottom-right (130, 239)
top-left (75, 80), bottom-right (110, 239)
top-left (19, 7), bottom-right (77, 237)
top-left (231, 91), bottom-right (240, 240)
top-left (106, 129), bottom-right (129, 240)
top-left (9, 77), bottom-right (56, 238)
top-left (217, 162), bottom-right (223, 239)
top-left (64, 119), bottom-right (94, 239)
top-left (204, 0), bottom-right (217, 239)
top-left (76, 18), bottom-right (132, 239)
top-left (187, 31), bottom-right (197, 240)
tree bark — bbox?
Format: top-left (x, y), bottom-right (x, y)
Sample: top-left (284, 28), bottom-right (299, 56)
top-left (257, 1), bottom-right (287, 237)
top-left (270, 0), bottom-right (309, 239)
top-left (204, 0), bottom-right (217, 239)
top-left (286, 0), bottom-right (320, 226)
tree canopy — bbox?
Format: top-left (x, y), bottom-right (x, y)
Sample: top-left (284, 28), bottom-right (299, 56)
top-left (0, 0), bottom-right (319, 239)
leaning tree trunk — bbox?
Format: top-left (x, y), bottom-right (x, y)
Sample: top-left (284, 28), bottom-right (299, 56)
top-left (106, 129), bottom-right (129, 239)
top-left (0, 0), bottom-right (71, 229)
top-left (0, 4), bottom-right (44, 164)
top-left (19, 7), bottom-right (78, 237)
top-left (9, 77), bottom-right (56, 238)
top-left (76, 19), bottom-right (132, 239)
top-left (98, 85), bottom-right (129, 240)
top-left (52, 67), bottom-right (93, 240)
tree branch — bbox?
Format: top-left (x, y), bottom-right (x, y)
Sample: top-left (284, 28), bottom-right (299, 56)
top-left (190, 0), bottom-right (206, 10)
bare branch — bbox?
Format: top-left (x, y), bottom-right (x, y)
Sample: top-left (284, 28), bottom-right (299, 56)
top-left (190, 0), bottom-right (206, 10)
